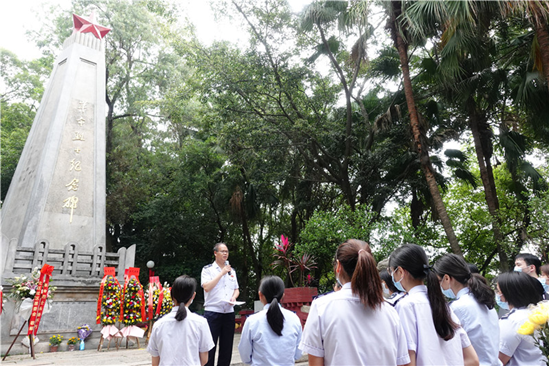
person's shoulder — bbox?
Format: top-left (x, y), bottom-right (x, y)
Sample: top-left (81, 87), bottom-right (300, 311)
top-left (281, 306), bottom-right (301, 320)
top-left (187, 311), bottom-right (208, 324)
top-left (311, 291), bottom-right (337, 307)
top-left (202, 264), bottom-right (213, 270)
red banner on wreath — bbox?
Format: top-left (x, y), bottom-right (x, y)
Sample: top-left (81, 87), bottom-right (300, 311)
top-left (27, 264), bottom-right (54, 336)
top-left (97, 267), bottom-right (118, 324)
top-left (147, 276), bottom-right (164, 321)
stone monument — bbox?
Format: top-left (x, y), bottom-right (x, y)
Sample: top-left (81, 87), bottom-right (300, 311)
top-left (1, 13), bottom-right (135, 354)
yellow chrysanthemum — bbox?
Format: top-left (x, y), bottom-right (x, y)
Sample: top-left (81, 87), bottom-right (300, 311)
top-left (517, 321), bottom-right (538, 335)
top-left (529, 310), bottom-right (548, 326)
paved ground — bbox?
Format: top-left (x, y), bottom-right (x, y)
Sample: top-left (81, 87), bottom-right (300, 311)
top-left (1, 334), bottom-right (309, 366)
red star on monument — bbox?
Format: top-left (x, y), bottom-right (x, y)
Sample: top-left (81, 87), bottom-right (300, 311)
top-left (73, 13), bottom-right (111, 39)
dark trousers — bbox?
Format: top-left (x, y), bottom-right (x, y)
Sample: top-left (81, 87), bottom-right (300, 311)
top-left (204, 311), bottom-right (235, 366)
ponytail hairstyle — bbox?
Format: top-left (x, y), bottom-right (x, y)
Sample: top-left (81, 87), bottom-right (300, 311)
top-left (336, 239), bottom-right (384, 309)
top-left (388, 244), bottom-right (458, 341)
top-left (259, 276), bottom-right (286, 336)
top-left (170, 275), bottom-right (197, 321)
top-left (434, 254), bottom-right (496, 309)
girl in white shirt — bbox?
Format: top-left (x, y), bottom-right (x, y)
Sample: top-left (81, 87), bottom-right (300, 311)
top-left (238, 276), bottom-right (302, 366)
top-left (147, 275), bottom-right (214, 366)
top-left (300, 239), bottom-right (411, 366)
top-left (434, 254), bottom-right (500, 366)
top-left (496, 272), bottom-right (545, 366)
top-left (388, 244), bottom-right (479, 366)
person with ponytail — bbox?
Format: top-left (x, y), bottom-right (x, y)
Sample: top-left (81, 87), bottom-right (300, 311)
top-left (496, 272), bottom-right (545, 365)
top-left (434, 254), bottom-right (499, 366)
top-left (388, 244), bottom-right (478, 366)
top-left (300, 239), bottom-right (410, 366)
top-left (238, 276), bottom-right (302, 365)
top-left (147, 275), bottom-right (214, 366)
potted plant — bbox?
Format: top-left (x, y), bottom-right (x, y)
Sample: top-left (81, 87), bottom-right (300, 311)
top-left (272, 235), bottom-right (318, 326)
top-left (67, 337), bottom-right (79, 351)
top-left (49, 334), bottom-right (63, 352)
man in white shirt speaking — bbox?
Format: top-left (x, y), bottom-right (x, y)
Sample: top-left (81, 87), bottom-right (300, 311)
top-left (201, 243), bottom-right (240, 366)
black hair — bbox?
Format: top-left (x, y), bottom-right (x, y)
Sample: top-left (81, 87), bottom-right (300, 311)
top-left (259, 276), bottom-right (285, 336)
top-left (380, 269), bottom-right (400, 293)
top-left (467, 263), bottom-right (479, 274)
top-left (388, 244), bottom-right (458, 341)
top-left (171, 275), bottom-right (197, 321)
top-left (516, 253), bottom-right (542, 275)
top-left (213, 242), bottom-right (227, 252)
top-left (434, 254), bottom-right (496, 309)
top-left (336, 239), bottom-right (384, 309)
top-left (497, 272), bottom-right (544, 308)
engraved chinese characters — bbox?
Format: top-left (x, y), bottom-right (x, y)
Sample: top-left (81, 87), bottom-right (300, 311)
top-left (62, 100), bottom-right (90, 223)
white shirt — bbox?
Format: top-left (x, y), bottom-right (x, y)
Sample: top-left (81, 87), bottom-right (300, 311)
top-left (395, 285), bottom-right (471, 366)
top-left (201, 261), bottom-right (239, 313)
top-left (238, 303), bottom-right (302, 366)
top-left (147, 307), bottom-right (215, 366)
top-left (499, 307), bottom-right (546, 366)
top-left (451, 288), bottom-right (501, 366)
top-left (299, 283), bottom-right (411, 366)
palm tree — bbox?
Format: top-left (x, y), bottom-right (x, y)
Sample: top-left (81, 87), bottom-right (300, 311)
top-left (386, 0), bottom-right (462, 255)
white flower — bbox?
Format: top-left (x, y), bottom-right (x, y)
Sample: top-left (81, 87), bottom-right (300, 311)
top-left (29, 289), bottom-right (36, 296)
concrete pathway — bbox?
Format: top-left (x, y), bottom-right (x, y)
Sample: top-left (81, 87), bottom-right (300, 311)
top-left (1, 334), bottom-right (309, 366)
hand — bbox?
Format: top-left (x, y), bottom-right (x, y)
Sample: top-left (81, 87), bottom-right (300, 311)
top-left (230, 296), bottom-right (237, 303)
top-left (223, 264), bottom-right (232, 275)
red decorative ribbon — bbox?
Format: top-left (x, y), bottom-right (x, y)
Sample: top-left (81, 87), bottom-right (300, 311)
top-left (147, 276), bottom-right (164, 320)
top-left (27, 264), bottom-right (54, 336)
top-left (97, 267), bottom-right (117, 324)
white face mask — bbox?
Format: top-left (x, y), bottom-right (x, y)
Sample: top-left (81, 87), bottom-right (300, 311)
top-left (514, 266), bottom-right (523, 273)
top-left (382, 283), bottom-right (391, 296)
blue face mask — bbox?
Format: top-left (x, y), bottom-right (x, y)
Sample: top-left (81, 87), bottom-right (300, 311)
top-left (514, 266), bottom-right (523, 272)
top-left (391, 268), bottom-right (406, 292)
top-left (539, 278), bottom-right (549, 293)
top-left (441, 286), bottom-right (456, 299)
top-left (496, 293), bottom-right (509, 310)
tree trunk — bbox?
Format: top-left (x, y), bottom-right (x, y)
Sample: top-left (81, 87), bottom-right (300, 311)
top-left (468, 100), bottom-right (509, 271)
top-left (531, 3), bottom-right (549, 92)
top-left (389, 1), bottom-right (462, 255)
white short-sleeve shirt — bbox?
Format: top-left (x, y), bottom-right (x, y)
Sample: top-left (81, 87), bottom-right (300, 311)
top-left (201, 261), bottom-right (239, 313)
top-left (147, 307), bottom-right (215, 366)
top-left (395, 285), bottom-right (470, 366)
top-left (238, 303), bottom-right (302, 366)
top-left (451, 287), bottom-right (501, 366)
top-left (499, 307), bottom-right (546, 366)
top-left (299, 283), bottom-right (410, 366)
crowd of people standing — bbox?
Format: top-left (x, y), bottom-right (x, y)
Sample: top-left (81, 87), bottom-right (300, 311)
top-left (146, 241), bottom-right (548, 366)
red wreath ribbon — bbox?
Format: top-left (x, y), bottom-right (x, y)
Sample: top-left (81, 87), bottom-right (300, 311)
top-left (147, 276), bottom-right (164, 320)
top-left (97, 267), bottom-right (117, 324)
top-left (27, 264), bottom-right (54, 336)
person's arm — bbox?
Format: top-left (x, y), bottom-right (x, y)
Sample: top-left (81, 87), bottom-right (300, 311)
top-left (200, 352), bottom-right (209, 366)
top-left (463, 345), bottom-right (479, 366)
top-left (499, 352), bottom-right (511, 366)
top-left (152, 356), bottom-right (160, 366)
top-left (407, 350), bottom-right (416, 366)
top-left (308, 354), bottom-right (324, 366)
top-left (230, 288), bottom-right (240, 303)
top-left (202, 265), bottom-right (231, 292)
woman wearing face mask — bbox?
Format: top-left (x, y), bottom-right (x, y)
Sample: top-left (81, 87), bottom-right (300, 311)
top-left (388, 244), bottom-right (479, 366)
top-left (147, 275), bottom-right (214, 366)
top-left (300, 239), bottom-right (410, 366)
top-left (379, 269), bottom-right (406, 306)
top-left (434, 254), bottom-right (499, 366)
top-left (496, 272), bottom-right (545, 365)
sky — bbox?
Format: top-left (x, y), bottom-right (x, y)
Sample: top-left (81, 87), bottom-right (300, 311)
top-left (0, 0), bottom-right (312, 61)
